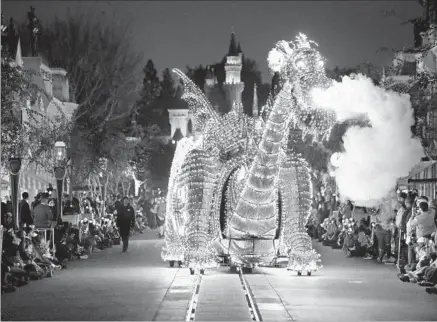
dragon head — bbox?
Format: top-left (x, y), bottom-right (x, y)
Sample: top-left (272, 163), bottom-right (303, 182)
top-left (268, 33), bottom-right (330, 94)
top-left (267, 33), bottom-right (335, 140)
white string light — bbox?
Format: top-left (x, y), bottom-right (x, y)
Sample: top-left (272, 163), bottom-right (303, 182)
top-left (162, 33), bottom-right (332, 271)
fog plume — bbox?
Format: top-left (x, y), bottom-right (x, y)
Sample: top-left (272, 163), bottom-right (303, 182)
top-left (312, 74), bottom-right (424, 207)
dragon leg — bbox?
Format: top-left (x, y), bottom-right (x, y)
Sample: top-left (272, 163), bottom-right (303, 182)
top-left (180, 149), bottom-right (218, 270)
top-left (279, 154), bottom-right (322, 272)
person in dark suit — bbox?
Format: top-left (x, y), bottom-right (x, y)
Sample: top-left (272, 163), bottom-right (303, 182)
top-left (116, 197), bottom-right (135, 252)
top-left (19, 192), bottom-right (33, 227)
top-left (1, 201), bottom-right (7, 226)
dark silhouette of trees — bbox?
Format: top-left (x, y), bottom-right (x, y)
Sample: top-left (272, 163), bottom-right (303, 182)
top-left (16, 12), bottom-right (144, 184)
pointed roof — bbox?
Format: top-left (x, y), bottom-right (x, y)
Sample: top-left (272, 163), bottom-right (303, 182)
top-left (205, 65), bottom-right (214, 79)
top-left (237, 42), bottom-right (242, 54)
top-left (15, 37), bottom-right (23, 66)
top-left (252, 83), bottom-right (258, 117)
top-left (228, 32), bottom-right (238, 56)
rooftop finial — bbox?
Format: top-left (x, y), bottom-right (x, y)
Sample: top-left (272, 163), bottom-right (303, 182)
top-left (228, 30), bottom-right (238, 56)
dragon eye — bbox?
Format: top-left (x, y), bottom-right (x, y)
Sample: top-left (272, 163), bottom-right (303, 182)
top-left (295, 59), bottom-right (307, 70)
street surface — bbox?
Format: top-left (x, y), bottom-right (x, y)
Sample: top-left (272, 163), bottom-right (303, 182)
top-left (2, 230), bottom-right (436, 321)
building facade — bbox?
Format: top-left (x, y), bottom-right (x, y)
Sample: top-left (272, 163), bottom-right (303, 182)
top-left (168, 32), bottom-right (259, 142)
top-left (389, 24), bottom-right (437, 159)
top-left (1, 29), bottom-right (78, 200)
top-left (391, 19), bottom-right (437, 199)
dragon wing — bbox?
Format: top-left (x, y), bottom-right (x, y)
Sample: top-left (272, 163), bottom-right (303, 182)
top-left (172, 68), bottom-right (220, 133)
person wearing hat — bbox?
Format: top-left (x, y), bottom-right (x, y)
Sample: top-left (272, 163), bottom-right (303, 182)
top-left (32, 193), bottom-right (55, 229)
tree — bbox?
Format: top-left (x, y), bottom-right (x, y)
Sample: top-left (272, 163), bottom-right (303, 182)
top-left (137, 59), bottom-right (162, 128)
top-left (1, 49), bottom-right (71, 172)
top-left (326, 66), bottom-right (358, 82)
top-left (161, 68), bottom-right (175, 98)
top-left (18, 12), bottom-right (144, 184)
top-left (384, 0), bottom-right (437, 158)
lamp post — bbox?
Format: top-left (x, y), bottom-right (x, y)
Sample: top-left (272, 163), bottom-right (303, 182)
top-left (9, 157), bottom-right (22, 229)
top-left (98, 157), bottom-right (108, 218)
top-left (54, 141), bottom-right (67, 223)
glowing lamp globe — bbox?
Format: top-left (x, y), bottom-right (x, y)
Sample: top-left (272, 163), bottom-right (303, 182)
top-left (330, 152), bottom-right (343, 167)
top-left (54, 141), bottom-right (67, 162)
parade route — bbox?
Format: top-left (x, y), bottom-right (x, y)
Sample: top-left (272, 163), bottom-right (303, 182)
top-left (2, 230), bottom-right (436, 321)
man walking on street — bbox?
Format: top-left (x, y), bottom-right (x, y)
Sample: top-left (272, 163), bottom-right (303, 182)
top-left (116, 197), bottom-right (135, 252)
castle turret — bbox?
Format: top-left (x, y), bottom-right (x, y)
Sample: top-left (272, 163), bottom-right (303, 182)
top-left (223, 32), bottom-right (244, 113)
top-left (204, 65), bottom-right (217, 89)
top-left (252, 83), bottom-right (258, 117)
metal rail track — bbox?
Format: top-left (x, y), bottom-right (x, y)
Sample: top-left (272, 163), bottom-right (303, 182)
top-left (185, 268), bottom-right (262, 322)
top-left (185, 271), bottom-right (203, 321)
top-left (238, 268), bottom-right (262, 321)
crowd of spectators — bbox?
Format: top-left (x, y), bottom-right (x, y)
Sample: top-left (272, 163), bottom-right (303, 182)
top-left (307, 189), bottom-right (437, 295)
top-left (1, 187), bottom-right (166, 294)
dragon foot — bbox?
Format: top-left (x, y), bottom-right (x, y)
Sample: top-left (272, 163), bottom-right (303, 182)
top-left (287, 249), bottom-right (322, 273)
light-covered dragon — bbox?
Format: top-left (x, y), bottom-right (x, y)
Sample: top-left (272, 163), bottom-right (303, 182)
top-left (162, 33), bottom-right (335, 274)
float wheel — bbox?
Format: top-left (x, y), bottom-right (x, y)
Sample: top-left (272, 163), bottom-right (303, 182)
top-left (178, 261), bottom-right (183, 268)
top-left (307, 271), bottom-right (312, 276)
top-left (242, 267), bottom-right (253, 274)
top-left (200, 269), bottom-right (205, 275)
top-left (297, 271), bottom-right (302, 276)
top-left (189, 268), bottom-right (195, 275)
top-left (169, 261), bottom-right (175, 267)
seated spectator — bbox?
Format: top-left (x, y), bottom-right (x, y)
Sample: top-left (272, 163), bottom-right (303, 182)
top-left (398, 251), bottom-right (437, 286)
top-left (342, 224), bottom-right (360, 257)
top-left (319, 218), bottom-right (329, 242)
top-left (3, 212), bottom-right (14, 230)
top-left (357, 226), bottom-right (373, 258)
top-left (337, 220), bottom-right (346, 249)
top-left (322, 218), bottom-right (337, 247)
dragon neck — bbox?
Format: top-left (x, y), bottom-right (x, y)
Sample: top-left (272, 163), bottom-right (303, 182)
top-left (234, 81), bottom-right (294, 213)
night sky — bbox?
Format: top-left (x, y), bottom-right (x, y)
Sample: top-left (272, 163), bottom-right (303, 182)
top-left (2, 1), bottom-right (422, 82)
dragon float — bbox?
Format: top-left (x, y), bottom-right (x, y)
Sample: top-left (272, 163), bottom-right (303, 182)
top-left (162, 33), bottom-right (336, 275)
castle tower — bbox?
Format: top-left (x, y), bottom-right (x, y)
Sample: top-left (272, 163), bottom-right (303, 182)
top-left (204, 65), bottom-right (217, 98)
top-left (223, 32), bottom-right (244, 113)
top-left (252, 83), bottom-right (258, 117)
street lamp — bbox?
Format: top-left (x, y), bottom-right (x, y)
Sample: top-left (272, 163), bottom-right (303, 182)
top-left (54, 141), bottom-right (67, 223)
top-left (8, 157), bottom-right (22, 229)
top-left (98, 157), bottom-right (108, 218)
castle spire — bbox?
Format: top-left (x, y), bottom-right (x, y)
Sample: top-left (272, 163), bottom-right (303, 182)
top-left (228, 31), bottom-right (238, 56)
top-left (252, 83), bottom-right (259, 117)
top-left (237, 42), bottom-right (242, 54)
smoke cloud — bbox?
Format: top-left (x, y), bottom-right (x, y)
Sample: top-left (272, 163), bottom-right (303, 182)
top-left (312, 74), bottom-right (424, 207)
